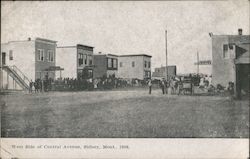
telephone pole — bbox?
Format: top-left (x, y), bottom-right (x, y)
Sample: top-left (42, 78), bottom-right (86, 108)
top-left (165, 30), bottom-right (168, 80)
top-left (197, 51), bottom-right (199, 75)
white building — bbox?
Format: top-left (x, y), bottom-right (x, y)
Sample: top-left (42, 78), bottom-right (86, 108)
top-left (56, 44), bottom-right (94, 79)
top-left (118, 54), bottom-right (152, 80)
top-left (0, 38), bottom-right (57, 90)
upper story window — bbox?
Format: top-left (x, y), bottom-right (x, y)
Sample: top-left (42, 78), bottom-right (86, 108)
top-left (84, 55), bottom-right (87, 65)
top-left (47, 50), bottom-right (54, 62)
top-left (113, 59), bottom-right (117, 68)
top-left (108, 58), bottom-right (117, 69)
top-left (132, 61), bottom-right (135, 67)
top-left (144, 61), bottom-right (147, 68)
top-left (78, 53), bottom-right (83, 66)
top-left (88, 55), bottom-right (93, 65)
top-left (120, 62), bottom-right (123, 67)
top-left (223, 44), bottom-right (229, 59)
top-left (9, 50), bottom-right (13, 60)
top-left (37, 49), bottom-right (44, 61)
top-left (148, 61), bottom-right (151, 68)
top-left (108, 58), bottom-right (112, 68)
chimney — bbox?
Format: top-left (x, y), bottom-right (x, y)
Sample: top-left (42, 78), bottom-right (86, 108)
top-left (238, 28), bottom-right (242, 35)
top-left (98, 52), bottom-right (102, 54)
top-left (28, 37), bottom-right (31, 41)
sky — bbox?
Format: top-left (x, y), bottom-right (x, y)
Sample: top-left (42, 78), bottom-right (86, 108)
top-left (1, 0), bottom-right (249, 74)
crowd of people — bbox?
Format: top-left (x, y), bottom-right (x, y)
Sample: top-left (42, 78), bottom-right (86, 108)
top-left (28, 75), bottom-right (149, 93)
top-left (148, 76), bottom-right (186, 95)
top-left (29, 73), bottom-right (234, 96)
top-left (147, 74), bottom-right (217, 95)
top-left (29, 77), bottom-right (54, 93)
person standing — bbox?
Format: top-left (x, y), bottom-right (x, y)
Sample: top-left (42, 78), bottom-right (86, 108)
top-left (148, 79), bottom-right (152, 94)
top-left (29, 80), bottom-right (33, 93)
top-left (160, 78), bottom-right (165, 94)
top-left (164, 78), bottom-right (168, 94)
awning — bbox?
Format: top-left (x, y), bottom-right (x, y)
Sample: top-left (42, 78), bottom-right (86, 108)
top-left (235, 44), bottom-right (250, 64)
top-left (44, 66), bottom-right (64, 71)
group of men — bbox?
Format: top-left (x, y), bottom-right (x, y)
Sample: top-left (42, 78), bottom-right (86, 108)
top-left (148, 77), bottom-right (181, 95)
top-left (29, 78), bottom-right (52, 93)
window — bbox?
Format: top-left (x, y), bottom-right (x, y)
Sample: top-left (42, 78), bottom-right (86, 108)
top-left (132, 61), bottom-right (135, 67)
top-left (144, 71), bottom-right (151, 78)
top-left (120, 62), bottom-right (123, 67)
top-left (78, 53), bottom-right (83, 66)
top-left (37, 49), bottom-right (44, 61)
top-left (108, 58), bottom-right (112, 68)
top-left (9, 50), bottom-right (13, 60)
top-left (144, 71), bottom-right (148, 78)
top-left (47, 50), bottom-right (54, 62)
top-left (144, 61), bottom-right (147, 68)
top-left (108, 58), bottom-right (117, 69)
top-left (88, 69), bottom-right (93, 78)
top-left (88, 55), bottom-right (93, 65)
top-left (148, 61), bottom-right (151, 68)
top-left (113, 59), bottom-right (117, 68)
top-left (223, 44), bottom-right (229, 59)
top-left (84, 55), bottom-right (87, 65)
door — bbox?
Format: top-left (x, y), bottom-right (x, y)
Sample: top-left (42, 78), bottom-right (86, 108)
top-left (1, 52), bottom-right (6, 66)
top-left (236, 64), bottom-right (250, 99)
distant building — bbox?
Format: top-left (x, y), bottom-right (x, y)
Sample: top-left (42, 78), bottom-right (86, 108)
top-left (118, 54), bottom-right (152, 80)
top-left (211, 29), bottom-right (250, 98)
top-left (152, 66), bottom-right (176, 79)
top-left (0, 38), bottom-right (58, 90)
top-left (93, 53), bottom-right (118, 78)
top-left (56, 44), bottom-right (94, 79)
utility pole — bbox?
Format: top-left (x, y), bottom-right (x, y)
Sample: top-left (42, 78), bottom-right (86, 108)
top-left (197, 51), bottom-right (199, 75)
top-left (165, 30), bottom-right (168, 80)
top-left (0, 52), bottom-right (2, 90)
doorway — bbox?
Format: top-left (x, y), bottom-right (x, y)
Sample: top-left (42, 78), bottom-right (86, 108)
top-left (1, 52), bottom-right (6, 66)
top-left (236, 64), bottom-right (250, 99)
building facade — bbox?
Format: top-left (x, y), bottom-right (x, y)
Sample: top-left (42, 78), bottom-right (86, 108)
top-left (0, 38), bottom-right (57, 90)
top-left (93, 54), bottom-right (118, 78)
top-left (118, 54), bottom-right (152, 80)
top-left (211, 29), bottom-right (250, 98)
top-left (56, 44), bottom-right (94, 79)
top-left (152, 66), bottom-right (177, 79)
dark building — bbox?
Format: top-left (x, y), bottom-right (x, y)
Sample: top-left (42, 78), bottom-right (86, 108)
top-left (152, 66), bottom-right (177, 79)
top-left (93, 53), bottom-right (118, 79)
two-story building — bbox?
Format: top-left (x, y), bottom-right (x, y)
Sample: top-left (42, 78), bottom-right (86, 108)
top-left (56, 44), bottom-right (94, 80)
top-left (152, 66), bottom-right (177, 79)
top-left (211, 29), bottom-right (250, 98)
top-left (93, 53), bottom-right (118, 78)
top-left (0, 37), bottom-right (58, 90)
top-left (118, 54), bottom-right (152, 80)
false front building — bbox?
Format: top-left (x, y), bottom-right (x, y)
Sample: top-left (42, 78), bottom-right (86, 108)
top-left (211, 29), bottom-right (250, 98)
top-left (0, 37), bottom-right (58, 90)
top-left (152, 66), bottom-right (177, 79)
top-left (56, 44), bottom-right (94, 80)
top-left (93, 53), bottom-right (118, 78)
top-left (118, 54), bottom-right (152, 80)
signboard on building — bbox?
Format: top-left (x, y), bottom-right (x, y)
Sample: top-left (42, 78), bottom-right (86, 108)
top-left (194, 60), bottom-right (212, 65)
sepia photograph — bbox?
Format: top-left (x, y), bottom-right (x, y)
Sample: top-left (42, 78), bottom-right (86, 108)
top-left (0, 0), bottom-right (249, 158)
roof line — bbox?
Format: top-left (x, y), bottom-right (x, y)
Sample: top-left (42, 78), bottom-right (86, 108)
top-left (57, 46), bottom-right (76, 48)
top-left (35, 37), bottom-right (57, 43)
top-left (119, 54), bottom-right (152, 57)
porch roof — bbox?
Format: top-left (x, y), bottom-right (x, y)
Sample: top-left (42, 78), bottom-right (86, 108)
top-left (44, 66), bottom-right (64, 71)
